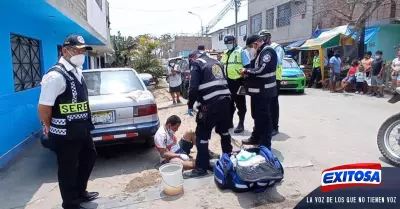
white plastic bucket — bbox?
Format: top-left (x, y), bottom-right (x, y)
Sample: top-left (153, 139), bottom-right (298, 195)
top-left (158, 163), bottom-right (184, 196)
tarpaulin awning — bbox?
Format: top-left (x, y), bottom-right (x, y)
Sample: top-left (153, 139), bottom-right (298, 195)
top-left (284, 40), bottom-right (306, 50)
top-left (351, 27), bottom-right (380, 44)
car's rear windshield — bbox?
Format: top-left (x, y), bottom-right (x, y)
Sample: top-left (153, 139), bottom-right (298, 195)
top-left (282, 59), bottom-right (299, 68)
top-left (83, 70), bottom-right (144, 96)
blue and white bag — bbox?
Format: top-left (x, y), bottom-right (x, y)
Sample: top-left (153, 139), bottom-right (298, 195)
top-left (214, 146), bottom-right (284, 193)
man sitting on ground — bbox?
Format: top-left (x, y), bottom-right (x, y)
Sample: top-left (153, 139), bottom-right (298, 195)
top-left (154, 115), bottom-right (219, 170)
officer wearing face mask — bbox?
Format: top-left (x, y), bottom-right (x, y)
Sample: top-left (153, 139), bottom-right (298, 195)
top-left (240, 35), bottom-right (278, 150)
top-left (220, 34), bottom-right (247, 133)
top-left (38, 35), bottom-right (98, 209)
top-left (258, 30), bottom-right (284, 137)
top-left (185, 50), bottom-right (233, 178)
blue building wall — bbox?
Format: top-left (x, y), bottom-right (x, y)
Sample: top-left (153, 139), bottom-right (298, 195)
top-left (367, 24), bottom-right (400, 61)
top-left (0, 0), bottom-right (105, 168)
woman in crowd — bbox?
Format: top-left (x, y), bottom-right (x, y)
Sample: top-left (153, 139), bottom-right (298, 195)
top-left (338, 59), bottom-right (359, 92)
top-left (391, 49), bottom-right (400, 90)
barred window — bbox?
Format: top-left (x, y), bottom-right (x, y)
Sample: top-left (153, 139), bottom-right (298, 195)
top-left (95, 0), bottom-right (102, 10)
top-left (266, 8), bottom-right (274, 30)
top-left (239, 24), bottom-right (247, 36)
top-left (277, 2), bottom-right (291, 27)
top-left (218, 32), bottom-right (224, 41)
top-left (250, 13), bottom-right (262, 34)
top-left (10, 34), bottom-right (42, 92)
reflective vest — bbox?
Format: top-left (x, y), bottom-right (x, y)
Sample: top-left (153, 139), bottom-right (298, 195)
top-left (48, 63), bottom-right (94, 138)
top-left (313, 56), bottom-right (320, 68)
top-left (270, 42), bottom-right (283, 81)
top-left (221, 47), bottom-right (243, 80)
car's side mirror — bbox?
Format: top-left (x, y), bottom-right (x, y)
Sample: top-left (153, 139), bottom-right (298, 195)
top-left (300, 65), bottom-right (305, 69)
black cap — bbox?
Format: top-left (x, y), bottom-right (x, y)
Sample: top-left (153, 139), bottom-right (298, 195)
top-left (63, 35), bottom-right (93, 50)
top-left (198, 45), bottom-right (205, 50)
top-left (224, 34), bottom-right (235, 44)
top-left (246, 34), bottom-right (262, 46)
top-left (189, 50), bottom-right (201, 58)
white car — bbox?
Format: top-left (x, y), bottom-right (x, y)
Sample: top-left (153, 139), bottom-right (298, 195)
top-left (83, 68), bottom-right (160, 147)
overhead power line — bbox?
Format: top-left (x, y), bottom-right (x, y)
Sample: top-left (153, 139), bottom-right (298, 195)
top-left (109, 0), bottom-right (227, 13)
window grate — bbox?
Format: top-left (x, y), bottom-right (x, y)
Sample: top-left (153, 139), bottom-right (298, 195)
top-left (250, 13), bottom-right (262, 34)
top-left (10, 34), bottom-right (42, 92)
top-left (277, 1), bottom-right (292, 27)
top-left (266, 8), bottom-right (274, 30)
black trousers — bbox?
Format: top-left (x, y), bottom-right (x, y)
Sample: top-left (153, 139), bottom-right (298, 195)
top-left (308, 67), bottom-right (322, 88)
top-left (227, 78), bottom-right (247, 122)
top-left (52, 135), bottom-right (97, 209)
top-left (195, 98), bottom-right (233, 170)
top-left (271, 80), bottom-right (281, 131)
top-left (250, 94), bottom-right (273, 149)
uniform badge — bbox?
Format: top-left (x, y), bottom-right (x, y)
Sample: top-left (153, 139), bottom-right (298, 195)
top-left (211, 64), bottom-right (223, 79)
top-left (263, 53), bottom-right (271, 63)
top-left (77, 36), bottom-right (85, 44)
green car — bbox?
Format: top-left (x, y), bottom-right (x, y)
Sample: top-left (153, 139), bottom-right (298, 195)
top-left (280, 58), bottom-right (306, 94)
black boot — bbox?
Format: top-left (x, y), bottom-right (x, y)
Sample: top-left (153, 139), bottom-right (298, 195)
top-left (271, 130), bottom-right (279, 136)
top-left (183, 168), bottom-right (208, 179)
top-left (241, 135), bottom-right (259, 145)
top-left (234, 121), bottom-right (244, 133)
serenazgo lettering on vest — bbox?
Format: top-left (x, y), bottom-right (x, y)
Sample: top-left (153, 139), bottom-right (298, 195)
top-left (59, 101), bottom-right (89, 114)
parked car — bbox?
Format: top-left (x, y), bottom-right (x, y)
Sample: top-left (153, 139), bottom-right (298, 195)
top-left (138, 73), bottom-right (156, 90)
top-left (281, 58), bottom-right (306, 94)
top-left (41, 68), bottom-right (160, 148)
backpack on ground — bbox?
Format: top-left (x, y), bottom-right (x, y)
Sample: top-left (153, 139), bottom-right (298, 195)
top-left (213, 146), bottom-right (284, 193)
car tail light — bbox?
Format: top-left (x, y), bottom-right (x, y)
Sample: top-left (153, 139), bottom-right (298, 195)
top-left (148, 78), bottom-right (154, 83)
top-left (137, 104), bottom-right (157, 116)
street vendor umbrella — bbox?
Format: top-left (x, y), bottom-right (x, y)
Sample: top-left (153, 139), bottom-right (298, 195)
top-left (300, 33), bottom-right (355, 50)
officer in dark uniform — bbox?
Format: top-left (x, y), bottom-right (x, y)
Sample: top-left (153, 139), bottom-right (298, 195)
top-left (38, 35), bottom-right (98, 209)
top-left (241, 35), bottom-right (278, 149)
top-left (185, 50), bottom-right (233, 178)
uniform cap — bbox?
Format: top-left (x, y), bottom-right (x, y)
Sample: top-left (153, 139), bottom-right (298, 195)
top-left (189, 50), bottom-right (201, 58)
top-left (198, 45), bottom-right (205, 50)
top-left (62, 35), bottom-right (93, 50)
top-left (246, 34), bottom-right (262, 46)
top-left (223, 34), bottom-right (235, 44)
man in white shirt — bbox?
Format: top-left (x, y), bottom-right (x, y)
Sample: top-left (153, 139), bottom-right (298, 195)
top-left (154, 115), bottom-right (220, 170)
top-left (167, 61), bottom-right (182, 104)
top-left (37, 35), bottom-right (98, 209)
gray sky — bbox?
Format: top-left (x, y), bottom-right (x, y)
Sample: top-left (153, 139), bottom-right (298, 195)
top-left (108, 0), bottom-right (248, 37)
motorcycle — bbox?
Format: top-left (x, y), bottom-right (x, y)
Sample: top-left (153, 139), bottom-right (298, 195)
top-left (377, 88), bottom-right (400, 166)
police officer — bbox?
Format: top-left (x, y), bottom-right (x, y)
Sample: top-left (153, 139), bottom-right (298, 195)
top-left (221, 34), bottom-right (247, 133)
top-left (241, 35), bottom-right (278, 149)
top-left (259, 30), bottom-right (284, 136)
top-left (308, 50), bottom-right (322, 88)
top-left (185, 50), bottom-right (233, 178)
top-left (38, 35), bottom-right (98, 209)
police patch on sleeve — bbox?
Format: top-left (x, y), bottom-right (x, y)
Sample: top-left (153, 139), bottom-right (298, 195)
top-left (263, 53), bottom-right (271, 63)
top-left (212, 64), bottom-right (224, 79)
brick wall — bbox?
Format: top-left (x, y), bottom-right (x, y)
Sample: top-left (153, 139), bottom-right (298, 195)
top-left (65, 0), bottom-right (88, 21)
top-left (173, 36), bottom-right (212, 52)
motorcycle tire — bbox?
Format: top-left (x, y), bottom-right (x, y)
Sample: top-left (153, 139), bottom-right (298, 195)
top-left (377, 112), bottom-right (400, 167)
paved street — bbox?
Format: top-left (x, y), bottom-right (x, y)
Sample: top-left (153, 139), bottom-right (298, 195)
top-left (0, 88), bottom-right (397, 209)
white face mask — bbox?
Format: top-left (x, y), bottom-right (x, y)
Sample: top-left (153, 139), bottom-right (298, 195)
top-left (226, 44), bottom-right (234, 50)
top-left (69, 54), bottom-right (86, 67)
top-left (248, 48), bottom-right (257, 60)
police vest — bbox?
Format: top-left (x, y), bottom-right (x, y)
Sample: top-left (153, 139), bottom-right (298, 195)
top-left (313, 56), bottom-right (320, 68)
top-left (270, 42), bottom-right (283, 81)
top-left (221, 47), bottom-right (243, 80)
top-left (48, 63), bottom-right (94, 139)
top-left (245, 45), bottom-right (277, 98)
top-left (195, 55), bottom-right (231, 105)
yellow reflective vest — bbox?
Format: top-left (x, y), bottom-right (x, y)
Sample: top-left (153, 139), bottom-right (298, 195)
top-left (313, 56), bottom-right (320, 68)
top-left (270, 42), bottom-right (283, 81)
top-left (221, 47), bottom-right (243, 80)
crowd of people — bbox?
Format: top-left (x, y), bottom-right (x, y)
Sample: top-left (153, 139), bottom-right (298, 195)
top-left (308, 49), bottom-right (400, 98)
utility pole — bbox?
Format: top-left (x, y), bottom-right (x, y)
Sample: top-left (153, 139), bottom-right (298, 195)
top-left (234, 0), bottom-right (240, 43)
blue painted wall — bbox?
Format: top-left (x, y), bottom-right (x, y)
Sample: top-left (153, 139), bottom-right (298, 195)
top-left (0, 0), bottom-right (105, 168)
top-left (367, 24), bottom-right (400, 61)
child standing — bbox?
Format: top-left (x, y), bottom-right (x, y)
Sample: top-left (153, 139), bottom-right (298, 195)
top-left (355, 66), bottom-right (366, 94)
